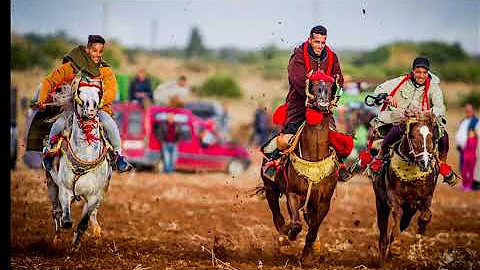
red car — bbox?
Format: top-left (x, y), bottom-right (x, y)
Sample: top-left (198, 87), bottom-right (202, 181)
top-left (111, 102), bottom-right (251, 174)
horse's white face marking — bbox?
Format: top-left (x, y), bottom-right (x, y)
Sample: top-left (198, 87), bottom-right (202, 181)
top-left (78, 87), bottom-right (100, 118)
top-left (419, 125), bottom-right (431, 167)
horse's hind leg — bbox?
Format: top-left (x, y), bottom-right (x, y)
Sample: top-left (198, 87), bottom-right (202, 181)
top-left (375, 194), bottom-right (390, 267)
top-left (417, 197), bottom-right (432, 235)
top-left (72, 195), bottom-right (102, 251)
top-left (46, 172), bottom-right (62, 244)
top-left (263, 176), bottom-right (287, 234)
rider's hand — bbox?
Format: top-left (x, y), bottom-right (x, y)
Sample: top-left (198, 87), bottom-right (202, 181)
top-left (386, 96), bottom-right (398, 108)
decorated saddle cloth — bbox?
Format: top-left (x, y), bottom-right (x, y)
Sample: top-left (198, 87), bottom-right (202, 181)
top-left (25, 106), bottom-right (63, 152)
top-left (388, 154), bottom-right (434, 183)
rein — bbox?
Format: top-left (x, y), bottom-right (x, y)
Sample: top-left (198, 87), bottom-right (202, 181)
top-left (60, 132), bottom-right (110, 201)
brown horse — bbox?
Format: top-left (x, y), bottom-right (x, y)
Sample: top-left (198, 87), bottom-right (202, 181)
top-left (371, 110), bottom-right (440, 266)
top-left (260, 74), bottom-right (345, 263)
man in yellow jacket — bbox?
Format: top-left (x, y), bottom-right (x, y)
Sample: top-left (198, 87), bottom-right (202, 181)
top-left (37, 35), bottom-right (132, 172)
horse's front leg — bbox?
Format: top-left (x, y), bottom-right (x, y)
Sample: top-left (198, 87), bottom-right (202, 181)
top-left (89, 207), bottom-right (102, 241)
top-left (417, 196), bottom-right (433, 235)
top-left (286, 192), bottom-right (302, 241)
top-left (72, 195), bottom-right (102, 252)
top-left (46, 172), bottom-right (62, 244)
top-left (58, 185), bottom-right (74, 229)
top-left (300, 201), bottom-right (330, 263)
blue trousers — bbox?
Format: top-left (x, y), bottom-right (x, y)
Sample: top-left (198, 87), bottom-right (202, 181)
top-left (162, 142), bottom-right (178, 173)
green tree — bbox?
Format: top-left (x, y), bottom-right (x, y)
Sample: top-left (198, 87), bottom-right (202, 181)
top-left (185, 26), bottom-right (206, 58)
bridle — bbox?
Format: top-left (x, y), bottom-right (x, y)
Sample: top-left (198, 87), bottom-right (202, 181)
top-left (403, 116), bottom-right (434, 165)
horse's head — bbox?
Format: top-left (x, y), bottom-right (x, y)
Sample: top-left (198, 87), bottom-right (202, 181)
top-left (404, 110), bottom-right (436, 172)
top-left (306, 72), bottom-right (336, 112)
top-left (74, 78), bottom-right (103, 120)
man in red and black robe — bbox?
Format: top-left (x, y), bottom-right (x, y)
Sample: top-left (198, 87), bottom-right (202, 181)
top-left (262, 25), bottom-right (351, 181)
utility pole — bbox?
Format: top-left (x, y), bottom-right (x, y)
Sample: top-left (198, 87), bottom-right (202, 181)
top-left (151, 19), bottom-right (158, 52)
top-left (102, 1), bottom-right (110, 39)
top-left (312, 1), bottom-right (319, 26)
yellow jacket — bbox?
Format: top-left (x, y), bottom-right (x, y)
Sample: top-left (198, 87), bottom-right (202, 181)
top-left (37, 62), bottom-right (117, 115)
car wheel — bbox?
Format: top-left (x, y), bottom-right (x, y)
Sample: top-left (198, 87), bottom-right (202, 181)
top-left (227, 159), bottom-right (245, 176)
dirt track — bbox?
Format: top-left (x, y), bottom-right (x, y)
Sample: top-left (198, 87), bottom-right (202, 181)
top-left (10, 150), bottom-right (480, 270)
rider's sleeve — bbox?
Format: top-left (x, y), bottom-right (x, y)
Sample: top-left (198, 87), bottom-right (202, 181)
top-left (429, 83), bottom-right (446, 118)
top-left (287, 50), bottom-right (307, 98)
top-left (37, 63), bottom-right (75, 106)
top-left (100, 67), bottom-right (117, 108)
top-left (331, 52), bottom-right (344, 88)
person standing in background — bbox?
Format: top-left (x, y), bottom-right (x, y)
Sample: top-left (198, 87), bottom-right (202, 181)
top-left (455, 103), bottom-right (480, 190)
top-left (154, 113), bottom-right (182, 173)
top-left (128, 68), bottom-right (153, 106)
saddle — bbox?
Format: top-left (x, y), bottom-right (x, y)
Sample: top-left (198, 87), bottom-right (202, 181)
top-left (261, 122), bottom-right (345, 183)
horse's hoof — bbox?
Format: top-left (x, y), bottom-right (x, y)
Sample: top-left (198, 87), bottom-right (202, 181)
top-left (278, 235), bottom-right (290, 246)
top-left (287, 225), bottom-right (302, 241)
top-left (53, 235), bottom-right (61, 246)
top-left (62, 219), bottom-right (73, 229)
top-left (389, 240), bottom-right (402, 256)
top-left (92, 225), bottom-right (102, 239)
top-left (70, 244), bottom-right (81, 253)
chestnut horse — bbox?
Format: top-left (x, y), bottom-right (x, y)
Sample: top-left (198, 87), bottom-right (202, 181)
top-left (260, 74), bottom-right (350, 263)
top-left (370, 110), bottom-right (440, 266)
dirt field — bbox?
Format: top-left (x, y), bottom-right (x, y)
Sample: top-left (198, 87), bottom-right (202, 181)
top-left (10, 56), bottom-right (480, 269)
top-left (10, 147), bottom-right (480, 270)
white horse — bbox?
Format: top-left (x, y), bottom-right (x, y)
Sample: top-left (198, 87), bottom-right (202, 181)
top-left (46, 75), bottom-right (112, 251)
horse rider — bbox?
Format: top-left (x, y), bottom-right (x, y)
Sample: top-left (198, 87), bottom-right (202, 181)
top-left (261, 25), bottom-right (351, 181)
top-left (35, 34), bottom-right (133, 173)
top-left (369, 56), bottom-right (456, 185)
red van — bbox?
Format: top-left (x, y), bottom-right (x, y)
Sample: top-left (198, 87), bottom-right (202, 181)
top-left (112, 102), bottom-right (251, 174)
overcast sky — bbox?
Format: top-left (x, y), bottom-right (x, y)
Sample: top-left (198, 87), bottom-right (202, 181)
top-left (10, 0), bottom-right (480, 55)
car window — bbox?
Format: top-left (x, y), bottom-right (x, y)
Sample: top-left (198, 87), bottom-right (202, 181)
top-left (154, 112), bottom-right (189, 123)
top-left (178, 124), bottom-right (192, 141)
top-left (127, 111), bottom-right (142, 135)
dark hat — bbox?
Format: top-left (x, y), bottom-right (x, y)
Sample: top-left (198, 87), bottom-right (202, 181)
top-left (88, 35), bottom-right (105, 45)
top-left (412, 57), bottom-right (430, 70)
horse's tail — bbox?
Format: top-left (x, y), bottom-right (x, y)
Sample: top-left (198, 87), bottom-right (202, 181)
top-left (250, 183), bottom-right (266, 197)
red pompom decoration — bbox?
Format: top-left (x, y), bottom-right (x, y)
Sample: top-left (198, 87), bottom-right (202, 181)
top-left (328, 131), bottom-right (354, 157)
top-left (439, 162), bottom-right (452, 176)
top-left (306, 108), bottom-right (324, 125)
top-left (359, 150), bottom-right (373, 168)
top-left (308, 72), bottom-right (334, 83)
top-left (370, 159), bottom-right (384, 172)
top-left (272, 103), bottom-right (287, 125)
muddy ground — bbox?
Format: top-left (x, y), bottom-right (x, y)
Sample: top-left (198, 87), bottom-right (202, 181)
top-left (10, 150), bottom-right (480, 270)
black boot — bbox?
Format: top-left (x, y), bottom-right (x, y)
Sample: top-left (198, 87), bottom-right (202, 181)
top-left (42, 145), bottom-right (54, 171)
top-left (42, 155), bottom-right (54, 171)
top-left (262, 149), bottom-right (282, 180)
top-left (114, 152), bottom-right (133, 173)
